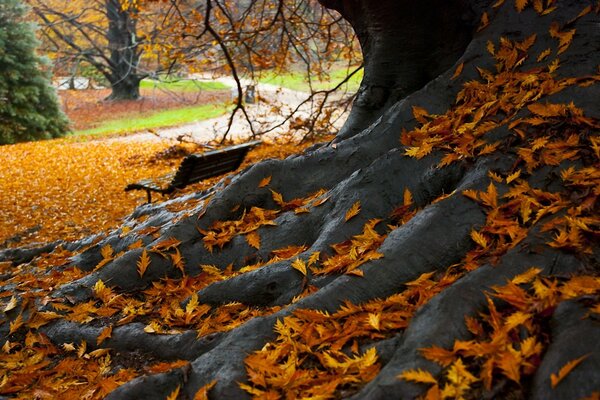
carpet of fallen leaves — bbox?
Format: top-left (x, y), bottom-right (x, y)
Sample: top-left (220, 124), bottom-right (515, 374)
top-left (0, 137), bottom-right (320, 248)
top-left (1, 1), bottom-right (599, 399)
top-left (60, 88), bottom-right (229, 131)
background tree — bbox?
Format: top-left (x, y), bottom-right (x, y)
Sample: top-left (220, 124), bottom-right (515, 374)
top-left (1, 0), bottom-right (599, 399)
top-left (30, 0), bottom-right (166, 100)
top-left (0, 0), bottom-right (69, 144)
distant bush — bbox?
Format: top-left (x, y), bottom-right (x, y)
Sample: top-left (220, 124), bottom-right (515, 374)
top-left (0, 0), bottom-right (69, 145)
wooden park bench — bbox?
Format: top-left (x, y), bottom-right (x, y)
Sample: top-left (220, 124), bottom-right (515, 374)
top-left (125, 140), bottom-right (262, 203)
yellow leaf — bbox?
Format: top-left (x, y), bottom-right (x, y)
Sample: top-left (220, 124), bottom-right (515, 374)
top-left (97, 326), bottom-right (113, 345)
top-left (170, 248), bottom-right (185, 273)
top-left (471, 230), bottom-right (488, 248)
top-left (3, 296), bottom-right (18, 313)
top-left (550, 354), bottom-right (589, 388)
top-left (291, 258), bottom-right (307, 276)
top-left (245, 231), bottom-right (261, 250)
top-left (9, 313), bottom-right (24, 334)
top-left (399, 368), bottom-right (438, 385)
top-left (537, 48), bottom-right (552, 62)
top-left (137, 249), bottom-right (151, 277)
top-left (506, 169), bottom-right (521, 184)
top-left (368, 313), bottom-right (381, 330)
top-left (63, 343), bottom-right (76, 352)
top-left (77, 340), bottom-right (87, 358)
top-left (486, 41), bottom-right (496, 56)
top-left (101, 244), bottom-right (113, 260)
top-left (258, 176), bottom-right (271, 188)
top-left (144, 321), bottom-right (161, 334)
top-left (451, 63), bottom-right (464, 80)
top-left (345, 201), bottom-right (361, 222)
top-left (511, 267), bottom-right (542, 285)
top-left (308, 251), bottom-right (321, 266)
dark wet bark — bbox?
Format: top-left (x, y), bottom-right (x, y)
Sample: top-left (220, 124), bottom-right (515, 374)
top-left (1, 1), bottom-right (599, 399)
top-left (319, 0), bottom-right (484, 141)
top-left (104, 0), bottom-right (143, 101)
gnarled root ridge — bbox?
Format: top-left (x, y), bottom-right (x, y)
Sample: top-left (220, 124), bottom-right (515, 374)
top-left (1, 1), bottom-right (599, 399)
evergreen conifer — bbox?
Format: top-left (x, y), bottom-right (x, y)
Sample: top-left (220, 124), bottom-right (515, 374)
top-left (0, 0), bottom-right (69, 144)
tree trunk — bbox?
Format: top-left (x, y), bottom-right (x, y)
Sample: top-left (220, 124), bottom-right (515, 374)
top-left (320, 0), bottom-right (481, 141)
top-left (1, 1), bottom-right (599, 399)
top-left (105, 0), bottom-right (142, 101)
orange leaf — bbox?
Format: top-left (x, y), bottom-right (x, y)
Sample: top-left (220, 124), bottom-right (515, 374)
top-left (151, 237), bottom-right (181, 252)
top-left (412, 106), bottom-right (430, 123)
top-left (167, 385), bottom-right (180, 400)
top-left (451, 63), bottom-right (464, 80)
top-left (170, 248), bottom-right (185, 273)
top-left (246, 231), bottom-right (261, 250)
top-left (137, 249), bottom-right (151, 277)
top-left (97, 326), bottom-right (113, 345)
top-left (270, 189), bottom-right (285, 207)
top-left (258, 176), bottom-right (271, 188)
top-left (399, 368), bottom-right (438, 384)
top-left (470, 230), bottom-right (488, 248)
top-left (403, 188), bottom-right (413, 207)
top-left (345, 201), bottom-right (361, 222)
top-left (515, 0), bottom-right (528, 12)
top-left (194, 380), bottom-right (217, 400)
top-left (506, 169), bottom-right (521, 184)
top-left (550, 354), bottom-right (589, 388)
top-left (9, 313), bottom-right (24, 334)
top-left (420, 346), bottom-right (456, 367)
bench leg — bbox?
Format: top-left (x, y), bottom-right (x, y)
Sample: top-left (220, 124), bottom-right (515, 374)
top-left (146, 189), bottom-right (152, 204)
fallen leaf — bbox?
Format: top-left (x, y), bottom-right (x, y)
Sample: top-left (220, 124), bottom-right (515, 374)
top-left (97, 326), bottom-right (113, 345)
top-left (258, 176), bottom-right (272, 188)
top-left (291, 258), bottom-right (307, 276)
top-left (345, 201), bottom-right (361, 222)
top-left (137, 249), bottom-right (151, 277)
top-left (550, 354), bottom-right (589, 388)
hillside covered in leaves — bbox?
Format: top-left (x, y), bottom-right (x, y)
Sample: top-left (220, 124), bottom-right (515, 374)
top-left (1, 0), bottom-right (599, 399)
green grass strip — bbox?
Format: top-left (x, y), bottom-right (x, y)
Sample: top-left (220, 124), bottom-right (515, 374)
top-left (258, 68), bottom-right (363, 92)
top-left (140, 79), bottom-right (228, 92)
top-left (73, 103), bottom-right (230, 137)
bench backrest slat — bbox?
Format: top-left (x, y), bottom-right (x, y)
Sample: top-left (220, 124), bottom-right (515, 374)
top-left (170, 140), bottom-right (260, 189)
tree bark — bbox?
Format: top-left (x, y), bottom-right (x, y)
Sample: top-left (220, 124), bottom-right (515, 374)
top-left (1, 1), bottom-right (599, 399)
top-left (105, 0), bottom-right (142, 101)
top-left (320, 0), bottom-right (483, 141)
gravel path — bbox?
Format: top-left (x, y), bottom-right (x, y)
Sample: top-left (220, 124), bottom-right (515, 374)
top-left (110, 76), bottom-right (350, 144)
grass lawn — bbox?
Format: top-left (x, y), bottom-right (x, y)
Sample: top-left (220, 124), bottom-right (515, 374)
top-left (74, 103), bottom-right (230, 137)
top-left (258, 67), bottom-right (363, 92)
top-left (140, 79), bottom-right (229, 92)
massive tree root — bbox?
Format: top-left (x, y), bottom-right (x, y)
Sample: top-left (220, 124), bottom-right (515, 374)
top-left (1, 1), bottom-right (599, 399)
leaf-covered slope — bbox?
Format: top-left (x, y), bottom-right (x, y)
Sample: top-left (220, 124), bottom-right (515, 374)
top-left (1, 1), bottom-right (599, 399)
